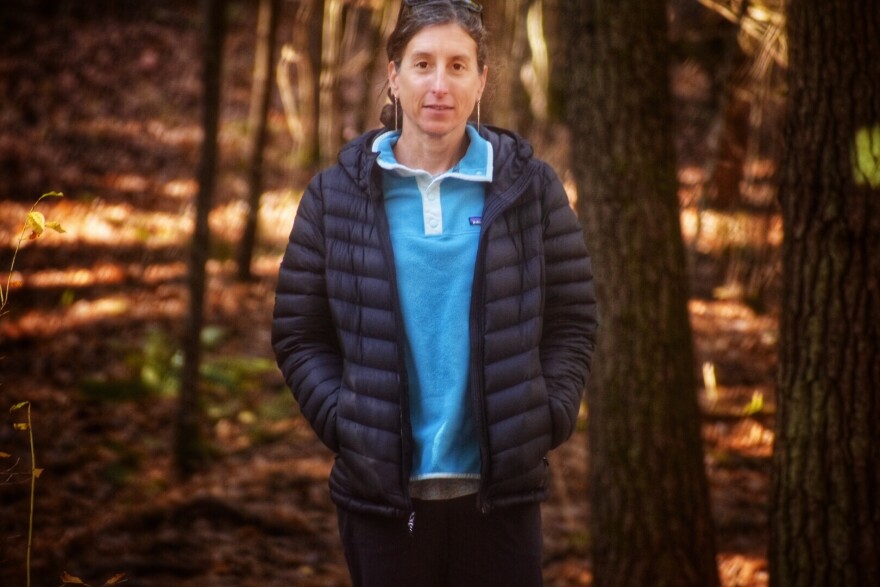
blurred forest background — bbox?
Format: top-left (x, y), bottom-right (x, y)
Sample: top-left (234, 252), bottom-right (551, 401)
top-left (1, 0), bottom-right (876, 586)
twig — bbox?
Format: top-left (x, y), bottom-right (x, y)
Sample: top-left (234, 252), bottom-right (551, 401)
top-left (11, 401), bottom-right (41, 587)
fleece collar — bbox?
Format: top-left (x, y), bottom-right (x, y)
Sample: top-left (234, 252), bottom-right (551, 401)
top-left (371, 125), bottom-right (494, 183)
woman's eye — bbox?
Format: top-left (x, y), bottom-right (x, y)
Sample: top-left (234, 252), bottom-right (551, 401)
top-left (415, 61), bottom-right (429, 69)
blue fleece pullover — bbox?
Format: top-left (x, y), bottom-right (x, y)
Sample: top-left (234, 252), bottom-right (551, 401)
top-left (372, 125), bottom-right (493, 484)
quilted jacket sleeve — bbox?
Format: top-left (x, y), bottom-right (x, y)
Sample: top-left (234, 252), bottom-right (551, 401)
top-left (539, 165), bottom-right (599, 448)
top-left (272, 173), bottom-right (342, 453)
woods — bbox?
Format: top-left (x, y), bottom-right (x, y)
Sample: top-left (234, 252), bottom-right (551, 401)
top-left (0, 0), bottom-right (877, 585)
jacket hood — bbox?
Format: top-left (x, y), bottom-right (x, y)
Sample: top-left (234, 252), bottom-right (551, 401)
top-left (336, 125), bottom-right (536, 198)
top-left (478, 125), bottom-right (535, 195)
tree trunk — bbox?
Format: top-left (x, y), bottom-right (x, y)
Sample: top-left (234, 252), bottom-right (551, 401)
top-left (564, 1), bottom-right (720, 585)
top-left (318, 0), bottom-right (342, 166)
top-left (237, 0), bottom-right (280, 281)
top-left (483, 0), bottom-right (530, 132)
top-left (176, 0), bottom-right (227, 477)
top-left (276, 0), bottom-right (319, 166)
top-left (357, 1), bottom-right (397, 134)
top-left (770, 0), bottom-right (880, 584)
top-left (306, 0), bottom-right (323, 163)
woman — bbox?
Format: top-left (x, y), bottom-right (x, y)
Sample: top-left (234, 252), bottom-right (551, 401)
top-left (272, 1), bottom-right (597, 585)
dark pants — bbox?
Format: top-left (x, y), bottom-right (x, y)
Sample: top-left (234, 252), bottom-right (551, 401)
top-left (337, 495), bottom-right (544, 587)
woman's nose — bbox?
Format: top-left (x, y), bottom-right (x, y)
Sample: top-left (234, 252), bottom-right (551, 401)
top-left (431, 71), bottom-right (448, 94)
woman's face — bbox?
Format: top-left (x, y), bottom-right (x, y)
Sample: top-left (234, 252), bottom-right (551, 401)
top-left (389, 22), bottom-right (487, 141)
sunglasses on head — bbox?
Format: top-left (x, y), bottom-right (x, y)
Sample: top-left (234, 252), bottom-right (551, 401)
top-left (403, 0), bottom-right (483, 15)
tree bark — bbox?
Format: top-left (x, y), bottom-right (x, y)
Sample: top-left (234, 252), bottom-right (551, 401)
top-left (483, 0), bottom-right (530, 132)
top-left (237, 0), bottom-right (281, 281)
top-left (176, 0), bottom-right (227, 477)
top-left (771, 0), bottom-right (880, 584)
top-left (318, 0), bottom-right (342, 166)
top-left (564, 0), bottom-right (720, 584)
top-left (305, 0), bottom-right (323, 163)
top-left (357, 1), bottom-right (397, 134)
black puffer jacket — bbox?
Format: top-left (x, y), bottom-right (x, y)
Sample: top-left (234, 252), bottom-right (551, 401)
top-left (273, 125), bottom-right (597, 517)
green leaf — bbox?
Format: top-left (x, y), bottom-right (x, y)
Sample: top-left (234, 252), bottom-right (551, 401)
top-left (10, 401), bottom-right (29, 412)
top-left (46, 220), bottom-right (66, 234)
top-left (741, 390), bottom-right (765, 416)
top-left (42, 191), bottom-right (64, 198)
top-left (13, 422), bottom-right (29, 431)
top-left (33, 467), bottom-right (44, 478)
top-left (26, 211), bottom-right (46, 237)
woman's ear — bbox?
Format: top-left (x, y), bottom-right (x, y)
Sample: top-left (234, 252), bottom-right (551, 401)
top-left (387, 61), bottom-right (399, 97)
top-left (477, 65), bottom-right (488, 101)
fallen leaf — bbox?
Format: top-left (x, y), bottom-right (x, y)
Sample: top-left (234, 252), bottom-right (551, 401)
top-left (60, 571), bottom-right (87, 585)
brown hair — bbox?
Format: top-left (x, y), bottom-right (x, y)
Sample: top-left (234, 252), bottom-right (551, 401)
top-left (380, 1), bottom-right (489, 129)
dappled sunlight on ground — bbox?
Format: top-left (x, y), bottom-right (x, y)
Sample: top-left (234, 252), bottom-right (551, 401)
top-left (681, 206), bottom-right (783, 255)
top-left (1, 205), bottom-right (778, 585)
top-left (719, 553), bottom-right (769, 587)
top-left (1, 197), bottom-right (190, 250)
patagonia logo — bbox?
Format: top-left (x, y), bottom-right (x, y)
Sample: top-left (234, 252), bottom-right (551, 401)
top-left (469, 216), bottom-right (482, 226)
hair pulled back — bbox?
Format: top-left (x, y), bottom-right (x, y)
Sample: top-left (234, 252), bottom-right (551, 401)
top-left (380, 1), bottom-right (489, 129)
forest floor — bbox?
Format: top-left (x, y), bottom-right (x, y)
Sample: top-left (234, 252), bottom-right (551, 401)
top-left (1, 2), bottom-right (776, 585)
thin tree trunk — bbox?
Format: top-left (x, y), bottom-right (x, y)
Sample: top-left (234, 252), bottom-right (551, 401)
top-left (337, 4), bottom-right (373, 136)
top-left (176, 0), bottom-right (227, 477)
top-left (487, 0), bottom-right (530, 132)
top-left (522, 0), bottom-right (549, 123)
top-left (237, 0), bottom-right (280, 281)
top-left (318, 0), bottom-right (342, 166)
top-left (358, 1), bottom-right (397, 133)
top-left (770, 0), bottom-right (880, 584)
top-left (564, 0), bottom-right (720, 584)
top-left (306, 0), bottom-right (323, 163)
top-left (276, 0), bottom-right (318, 165)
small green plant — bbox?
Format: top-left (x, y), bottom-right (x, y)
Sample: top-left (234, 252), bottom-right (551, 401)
top-left (80, 325), bottom-right (276, 403)
top-left (1, 191), bottom-right (65, 317)
top-left (2, 192), bottom-right (65, 587)
top-left (3, 197), bottom-right (125, 585)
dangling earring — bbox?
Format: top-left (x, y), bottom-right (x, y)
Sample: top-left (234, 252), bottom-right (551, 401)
top-left (394, 97), bottom-right (399, 132)
top-left (477, 100), bottom-right (481, 131)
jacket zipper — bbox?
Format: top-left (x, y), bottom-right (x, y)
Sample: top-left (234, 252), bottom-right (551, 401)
top-left (471, 167), bottom-right (536, 514)
top-left (365, 154), bottom-right (415, 521)
top-left (470, 252), bottom-right (492, 514)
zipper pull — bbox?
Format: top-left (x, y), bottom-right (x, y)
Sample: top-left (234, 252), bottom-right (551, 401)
top-left (408, 511), bottom-right (416, 537)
